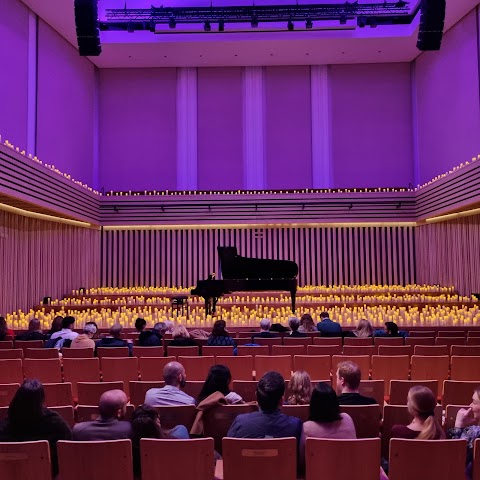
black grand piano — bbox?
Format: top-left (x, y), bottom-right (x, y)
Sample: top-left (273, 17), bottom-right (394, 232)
top-left (191, 246), bottom-right (298, 315)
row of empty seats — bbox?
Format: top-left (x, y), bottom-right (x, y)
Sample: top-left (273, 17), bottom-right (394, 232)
top-left (1, 436), bottom-right (478, 480)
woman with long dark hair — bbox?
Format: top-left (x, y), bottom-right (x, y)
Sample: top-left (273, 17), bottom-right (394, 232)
top-left (0, 316), bottom-right (14, 341)
top-left (207, 320), bottom-right (236, 348)
top-left (197, 365), bottom-right (243, 405)
top-left (16, 318), bottom-right (46, 341)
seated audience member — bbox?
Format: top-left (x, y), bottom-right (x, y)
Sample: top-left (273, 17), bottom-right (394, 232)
top-left (227, 371), bottom-right (302, 440)
top-left (70, 323), bottom-right (96, 349)
top-left (95, 323), bottom-right (133, 355)
top-left (73, 390), bottom-right (132, 441)
top-left (0, 380), bottom-right (72, 475)
top-left (300, 382), bottom-right (356, 458)
top-left (197, 365), bottom-right (243, 405)
top-left (375, 321), bottom-right (407, 338)
top-left (144, 361), bottom-right (195, 406)
top-left (139, 322), bottom-right (164, 347)
top-left (47, 316), bottom-right (79, 348)
top-left (298, 313), bottom-right (317, 333)
top-left (344, 319), bottom-right (374, 339)
top-left (0, 316), bottom-right (14, 340)
top-left (85, 321), bottom-right (100, 339)
top-left (207, 320), bottom-right (236, 348)
top-left (391, 386), bottom-right (444, 439)
top-left (316, 311), bottom-right (342, 337)
top-left (286, 371), bottom-right (312, 405)
top-left (289, 317), bottom-right (307, 337)
top-left (169, 325), bottom-right (197, 347)
top-left (252, 318), bottom-right (279, 339)
top-left (336, 361), bottom-right (377, 405)
top-left (131, 405), bottom-right (189, 477)
top-left (135, 317), bottom-right (147, 333)
top-left (15, 318), bottom-right (46, 341)
top-left (448, 386), bottom-right (480, 480)
top-left (47, 316), bottom-right (63, 336)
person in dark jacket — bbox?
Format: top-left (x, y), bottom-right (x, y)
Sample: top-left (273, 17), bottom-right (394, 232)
top-left (252, 319), bottom-right (279, 339)
top-left (139, 322), bottom-right (164, 347)
top-left (288, 317), bottom-right (307, 337)
top-left (96, 324), bottom-right (133, 355)
top-left (16, 318), bottom-right (47, 341)
top-left (207, 320), bottom-right (236, 347)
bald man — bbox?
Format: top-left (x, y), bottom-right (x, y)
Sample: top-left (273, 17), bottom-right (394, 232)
top-left (73, 389), bottom-right (132, 441)
top-left (144, 361), bottom-right (195, 406)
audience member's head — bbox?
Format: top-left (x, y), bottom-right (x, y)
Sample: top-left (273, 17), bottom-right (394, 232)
top-left (153, 322), bottom-right (166, 335)
top-left (131, 405), bottom-right (164, 442)
top-left (85, 321), bottom-right (98, 337)
top-left (336, 361), bottom-right (361, 394)
top-left (172, 325), bottom-right (190, 339)
top-left (62, 316), bottom-right (75, 330)
top-left (288, 317), bottom-right (301, 332)
top-left (407, 386), bottom-right (445, 439)
top-left (50, 316), bottom-right (63, 333)
top-left (28, 318), bottom-right (42, 333)
top-left (309, 382), bottom-right (342, 423)
top-left (83, 323), bottom-right (97, 338)
top-left (164, 320), bottom-right (174, 333)
top-left (98, 389), bottom-right (128, 421)
top-left (110, 323), bottom-right (123, 339)
top-left (256, 371), bottom-right (285, 413)
top-left (354, 319), bottom-right (373, 338)
top-left (300, 313), bottom-right (316, 332)
top-left (320, 312), bottom-right (330, 320)
top-left (8, 380), bottom-right (46, 430)
top-left (135, 318), bottom-right (147, 332)
top-left (287, 371), bottom-right (312, 405)
top-left (471, 386), bottom-right (480, 423)
top-left (163, 361), bottom-right (187, 388)
top-left (197, 365), bottom-right (232, 404)
top-left (211, 320), bottom-right (229, 337)
top-left (0, 317), bottom-right (7, 338)
top-left (384, 321), bottom-right (399, 336)
top-left (259, 318), bottom-right (271, 332)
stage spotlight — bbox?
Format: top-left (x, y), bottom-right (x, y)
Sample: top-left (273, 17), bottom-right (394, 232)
top-left (204, 21), bottom-right (211, 32)
top-left (219, 20), bottom-right (225, 31)
top-left (287, 19), bottom-right (294, 31)
top-left (251, 16), bottom-right (258, 28)
top-left (357, 16), bottom-right (367, 27)
top-left (168, 17), bottom-right (176, 29)
top-left (305, 19), bottom-right (313, 29)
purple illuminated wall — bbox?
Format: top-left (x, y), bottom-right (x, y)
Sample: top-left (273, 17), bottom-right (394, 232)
top-left (99, 68), bottom-right (177, 192)
top-left (265, 66), bottom-right (312, 189)
top-left (197, 68), bottom-right (244, 190)
top-left (415, 10), bottom-right (480, 185)
top-left (36, 20), bottom-right (95, 186)
top-left (330, 63), bottom-right (413, 188)
top-left (0, 0), bottom-right (29, 148)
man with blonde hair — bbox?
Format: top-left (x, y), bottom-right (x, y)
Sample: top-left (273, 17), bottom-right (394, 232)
top-left (336, 361), bottom-right (377, 405)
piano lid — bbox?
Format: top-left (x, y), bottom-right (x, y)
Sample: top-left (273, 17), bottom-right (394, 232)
top-left (218, 246), bottom-right (298, 280)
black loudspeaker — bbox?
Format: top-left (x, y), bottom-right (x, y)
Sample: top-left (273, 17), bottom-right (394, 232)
top-left (417, 0), bottom-right (446, 51)
top-left (74, 0), bottom-right (102, 56)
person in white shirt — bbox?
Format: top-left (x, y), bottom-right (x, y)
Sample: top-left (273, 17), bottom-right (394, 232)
top-left (49, 316), bottom-right (78, 348)
top-left (144, 362), bottom-right (195, 406)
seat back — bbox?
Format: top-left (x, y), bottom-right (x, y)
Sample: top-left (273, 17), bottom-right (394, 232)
top-left (389, 439), bottom-right (467, 480)
top-left (443, 380), bottom-right (478, 408)
top-left (414, 345), bottom-right (449, 356)
top-left (215, 356), bottom-right (253, 381)
top-left (232, 380), bottom-right (258, 402)
top-left (0, 349), bottom-right (23, 359)
top-left (183, 381), bottom-right (204, 400)
top-left (435, 337), bottom-right (466, 347)
top-left (307, 345), bottom-right (342, 356)
top-left (451, 345), bottom-right (480, 356)
top-left (408, 331), bottom-right (436, 337)
top-left (371, 355), bottom-right (410, 396)
top-left (25, 348), bottom-right (59, 359)
top-left (0, 383), bottom-right (20, 407)
top-left (450, 356), bottom-right (480, 381)
top-left (342, 345), bottom-right (376, 357)
top-left (254, 355), bottom-right (291, 380)
top-left (438, 331), bottom-right (465, 337)
top-left (0, 440), bottom-right (51, 480)
top-left (141, 438), bottom-right (214, 480)
top-left (272, 345), bottom-right (306, 357)
top-left (340, 405), bottom-right (381, 438)
top-left (305, 438), bottom-right (381, 480)
top-left (0, 341), bottom-right (14, 350)
top-left (63, 358), bottom-right (101, 400)
top-left (57, 440), bottom-right (133, 480)
top-left (130, 381), bottom-right (164, 407)
top-left (101, 357), bottom-right (139, 396)
top-left (202, 346), bottom-right (235, 357)
top-left (222, 437), bottom-right (297, 480)
top-left (0, 359), bottom-right (23, 384)
top-left (43, 382), bottom-right (74, 407)
top-left (281, 404), bottom-right (309, 422)
top-left (132, 346), bottom-right (164, 358)
top-left (389, 380), bottom-right (438, 405)
top-left (405, 337), bottom-right (435, 346)
top-left (344, 337), bottom-right (373, 346)
top-left (77, 381), bottom-right (124, 405)
top-left (203, 404), bottom-right (258, 453)
top-left (374, 337), bottom-right (404, 346)
top-left (378, 345), bottom-right (413, 357)
top-left (282, 337), bottom-right (311, 347)
top-left (50, 405), bottom-right (75, 428)
top-left (410, 355), bottom-right (450, 394)
top-left (23, 358), bottom-right (62, 383)
top-left (177, 356), bottom-right (215, 381)
top-left (358, 380), bottom-right (385, 407)
top-left (15, 340), bottom-right (43, 353)
top-left (152, 405), bottom-right (197, 430)
top-left (293, 355), bottom-right (331, 381)
top-left (61, 348), bottom-right (94, 358)
top-left (313, 337), bottom-right (342, 346)
top-left (468, 338), bottom-right (480, 346)
top-left (236, 346), bottom-right (269, 358)
top-left (167, 346), bottom-right (199, 357)
top-left (444, 405), bottom-right (469, 431)
top-left (251, 337), bottom-right (282, 353)
top-left (139, 356), bottom-right (176, 381)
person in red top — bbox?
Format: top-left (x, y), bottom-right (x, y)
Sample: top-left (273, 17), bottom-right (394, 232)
top-left (0, 317), bottom-right (14, 340)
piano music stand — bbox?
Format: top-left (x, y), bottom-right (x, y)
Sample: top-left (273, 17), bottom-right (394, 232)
top-left (171, 296), bottom-right (189, 319)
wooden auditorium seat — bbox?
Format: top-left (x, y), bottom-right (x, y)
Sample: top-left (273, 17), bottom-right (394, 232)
top-left (377, 345), bottom-right (413, 357)
top-left (0, 341), bottom-right (14, 350)
top-left (405, 337), bottom-right (435, 346)
top-left (232, 380), bottom-right (258, 402)
top-left (340, 404), bottom-right (381, 438)
top-left (202, 346), bottom-right (235, 357)
top-left (132, 346), bottom-right (164, 358)
top-left (215, 356), bottom-right (253, 381)
top-left (57, 440), bottom-right (133, 480)
top-left (358, 380), bottom-right (385, 407)
top-left (139, 356), bottom-right (176, 381)
top-left (24, 348), bottom-right (59, 359)
top-left (450, 356), bottom-right (480, 381)
top-left (222, 437), bottom-right (297, 480)
top-left (281, 404), bottom-right (309, 422)
top-left (282, 337), bottom-right (312, 347)
top-left (389, 380), bottom-right (438, 405)
top-left (50, 405), bottom-right (75, 428)
top-left (438, 331), bottom-right (466, 337)
top-left (408, 331), bottom-right (436, 337)
top-left (443, 380), bottom-right (478, 408)
top-left (250, 337), bottom-right (282, 353)
top-left (305, 438), bottom-right (381, 480)
top-left (307, 345), bottom-right (342, 356)
top-left (342, 345), bottom-right (377, 358)
top-left (313, 337), bottom-right (342, 346)
top-left (293, 355), bottom-right (331, 381)
top-left (129, 380), bottom-right (164, 407)
top-left (254, 355), bottom-right (291, 379)
top-left (435, 337), bottom-right (466, 347)
top-left (177, 356), bottom-right (215, 381)
top-left (0, 349), bottom-right (23, 359)
top-left (413, 345), bottom-right (449, 356)
top-left (96, 347), bottom-right (129, 358)
top-left (344, 337), bottom-right (373, 346)
top-left (141, 438), bottom-right (214, 480)
top-left (451, 345), bottom-right (480, 356)
top-left (467, 338), bottom-right (480, 346)
top-left (62, 358), bottom-right (101, 400)
top-left (444, 405), bottom-right (469, 431)
top-left (61, 348), bottom-right (94, 358)
top-left (0, 359), bottom-right (23, 384)
top-left (183, 381), bottom-right (204, 400)
top-left (374, 337), bottom-right (404, 346)
top-left (77, 381), bottom-right (124, 405)
top-left (0, 440), bottom-right (51, 480)
top-left (101, 357), bottom-right (139, 396)
top-left (152, 405), bottom-right (196, 430)
top-left (167, 346), bottom-right (199, 357)
top-left (410, 355), bottom-right (450, 395)
top-left (23, 358), bottom-right (62, 384)
top-left (0, 383), bottom-right (19, 407)
top-left (271, 345), bottom-right (306, 358)
top-left (14, 340), bottom-right (43, 354)
top-left (43, 382), bottom-right (74, 407)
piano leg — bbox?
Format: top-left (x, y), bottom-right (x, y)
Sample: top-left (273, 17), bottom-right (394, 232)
top-left (291, 289), bottom-right (296, 313)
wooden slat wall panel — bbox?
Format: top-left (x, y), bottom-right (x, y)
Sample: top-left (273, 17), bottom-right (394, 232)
top-left (101, 226), bottom-right (416, 287)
